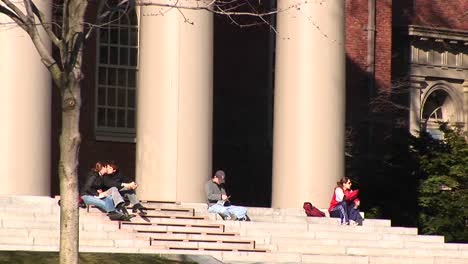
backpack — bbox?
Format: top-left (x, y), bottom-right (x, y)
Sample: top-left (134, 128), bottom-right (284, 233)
top-left (303, 202), bottom-right (325, 217)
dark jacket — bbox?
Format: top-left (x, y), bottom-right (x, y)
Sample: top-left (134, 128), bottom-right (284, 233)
top-left (80, 171), bottom-right (105, 196)
top-left (205, 180), bottom-right (226, 206)
top-left (102, 170), bottom-right (132, 189)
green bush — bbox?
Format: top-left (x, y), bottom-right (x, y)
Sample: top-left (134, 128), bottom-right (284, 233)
top-left (411, 124), bottom-right (468, 242)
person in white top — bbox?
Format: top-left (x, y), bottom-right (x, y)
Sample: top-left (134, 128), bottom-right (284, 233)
top-left (328, 177), bottom-right (363, 225)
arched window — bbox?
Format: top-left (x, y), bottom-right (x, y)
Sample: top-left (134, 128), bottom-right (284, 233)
top-left (421, 88), bottom-right (456, 139)
top-left (95, 3), bottom-right (138, 141)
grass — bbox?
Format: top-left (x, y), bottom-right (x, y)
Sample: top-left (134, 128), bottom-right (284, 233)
top-left (0, 251), bottom-right (198, 264)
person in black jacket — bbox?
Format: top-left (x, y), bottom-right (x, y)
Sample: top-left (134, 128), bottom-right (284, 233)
top-left (103, 161), bottom-right (147, 215)
top-left (80, 161), bottom-right (133, 221)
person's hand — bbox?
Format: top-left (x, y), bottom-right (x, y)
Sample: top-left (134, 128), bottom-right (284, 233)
top-left (221, 194), bottom-right (229, 201)
top-left (98, 190), bottom-right (108, 198)
top-left (130, 182), bottom-right (138, 189)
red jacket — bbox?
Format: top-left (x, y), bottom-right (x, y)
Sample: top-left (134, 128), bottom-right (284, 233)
top-left (329, 187), bottom-right (360, 212)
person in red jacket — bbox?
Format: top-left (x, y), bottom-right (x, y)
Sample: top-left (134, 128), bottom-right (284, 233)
top-left (328, 177), bottom-right (363, 225)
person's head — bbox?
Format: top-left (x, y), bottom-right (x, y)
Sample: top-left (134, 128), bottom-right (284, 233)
top-left (93, 161), bottom-right (108, 175)
top-left (106, 161), bottom-right (119, 174)
top-left (337, 177), bottom-right (352, 190)
top-left (212, 170), bottom-right (226, 184)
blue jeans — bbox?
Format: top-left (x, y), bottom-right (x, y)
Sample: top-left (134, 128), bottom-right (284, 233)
top-left (82, 195), bottom-right (115, 213)
top-left (329, 201), bottom-right (349, 224)
top-left (208, 203), bottom-right (247, 219)
top-left (81, 187), bottom-right (125, 213)
top-left (330, 201), bottom-right (363, 224)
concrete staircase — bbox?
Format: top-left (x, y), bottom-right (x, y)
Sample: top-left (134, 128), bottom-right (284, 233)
top-left (0, 195), bottom-right (467, 263)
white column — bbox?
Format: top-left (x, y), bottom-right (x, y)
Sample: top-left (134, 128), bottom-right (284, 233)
top-left (0, 2), bottom-right (51, 195)
top-left (272, 0), bottom-right (346, 208)
top-left (136, 1), bottom-right (213, 202)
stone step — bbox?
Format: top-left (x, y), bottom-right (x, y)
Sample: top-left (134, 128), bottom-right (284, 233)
top-left (2, 195), bottom-right (465, 264)
top-left (149, 238), bottom-right (257, 251)
top-left (299, 254), bottom-right (468, 264)
top-left (269, 242), bottom-right (468, 258)
top-left (150, 244), bottom-right (269, 253)
top-left (87, 204), bottom-right (196, 216)
top-left (120, 221), bottom-right (225, 233)
top-left (345, 246), bottom-right (468, 259)
top-left (134, 229), bottom-right (240, 239)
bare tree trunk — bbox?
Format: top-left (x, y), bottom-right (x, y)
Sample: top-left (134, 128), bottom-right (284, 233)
top-left (58, 79), bottom-right (81, 264)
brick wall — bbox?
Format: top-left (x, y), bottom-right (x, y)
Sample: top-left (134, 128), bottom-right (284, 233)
top-left (412, 0), bottom-right (468, 29)
top-left (345, 0), bottom-right (369, 127)
top-left (375, 0), bottom-right (392, 91)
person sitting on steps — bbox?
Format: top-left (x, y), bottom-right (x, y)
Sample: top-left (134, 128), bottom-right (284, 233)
top-left (328, 177), bottom-right (363, 226)
top-left (103, 161), bottom-right (148, 215)
top-left (80, 161), bottom-right (133, 221)
top-left (205, 170), bottom-right (249, 221)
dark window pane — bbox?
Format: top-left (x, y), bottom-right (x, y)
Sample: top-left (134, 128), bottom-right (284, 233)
top-left (127, 89), bottom-right (135, 108)
top-left (129, 9), bottom-right (137, 25)
top-left (118, 69), bottom-right (126, 86)
top-left (98, 87), bottom-right (106, 105)
top-left (130, 28), bottom-right (138, 46)
top-left (127, 109), bottom-right (135, 128)
top-left (130, 48), bottom-right (137, 66)
top-left (98, 67), bottom-right (107, 85)
top-left (117, 109), bottom-right (126, 127)
top-left (99, 46), bottom-right (108, 64)
top-left (120, 28), bottom-right (129, 45)
top-left (119, 12), bottom-right (129, 26)
top-left (120, 47), bottom-right (128, 65)
top-left (108, 68), bottom-right (117, 85)
top-left (128, 69), bottom-right (136, 87)
top-left (100, 29), bottom-right (108, 43)
top-left (97, 107), bottom-right (106, 126)
top-left (108, 88), bottom-right (116, 106)
top-left (110, 28), bottom-right (118, 44)
top-left (108, 109), bottom-right (116, 127)
top-left (117, 88), bottom-right (126, 107)
top-left (110, 47), bottom-right (118, 65)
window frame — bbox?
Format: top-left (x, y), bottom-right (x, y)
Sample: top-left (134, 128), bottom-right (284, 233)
top-left (94, 6), bottom-right (138, 143)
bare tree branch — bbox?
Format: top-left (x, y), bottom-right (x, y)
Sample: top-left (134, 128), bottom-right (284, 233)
top-left (136, 0), bottom-right (300, 18)
top-left (30, 0), bottom-right (61, 47)
top-left (0, 0), bottom-right (28, 30)
top-left (0, 5), bottom-right (27, 31)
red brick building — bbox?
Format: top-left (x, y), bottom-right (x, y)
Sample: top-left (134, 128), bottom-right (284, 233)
top-left (57, 0), bottom-right (468, 205)
top-left (1, 1), bottom-right (466, 208)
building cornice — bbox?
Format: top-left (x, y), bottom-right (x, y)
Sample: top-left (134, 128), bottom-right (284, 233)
top-left (407, 25), bottom-right (468, 43)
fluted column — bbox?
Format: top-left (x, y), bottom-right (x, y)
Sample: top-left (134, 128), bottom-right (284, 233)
top-left (0, 2), bottom-right (52, 195)
top-left (136, 0), bottom-right (213, 202)
top-left (272, 0), bottom-right (346, 208)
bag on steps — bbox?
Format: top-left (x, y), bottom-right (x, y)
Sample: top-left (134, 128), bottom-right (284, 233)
top-left (303, 202), bottom-right (325, 217)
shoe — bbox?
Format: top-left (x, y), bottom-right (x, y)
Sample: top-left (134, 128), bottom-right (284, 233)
top-left (132, 203), bottom-right (148, 216)
top-left (108, 211), bottom-right (124, 221)
top-left (121, 213), bottom-right (134, 221)
top-left (117, 203), bottom-right (135, 218)
top-left (350, 220), bottom-right (358, 226)
top-left (228, 212), bottom-right (238, 221)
